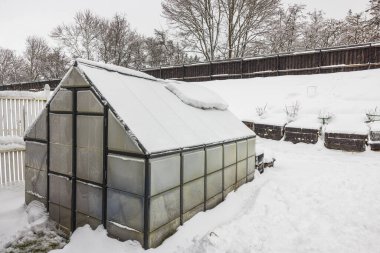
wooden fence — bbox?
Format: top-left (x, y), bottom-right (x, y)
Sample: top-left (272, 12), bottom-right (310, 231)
top-left (0, 91), bottom-right (49, 184)
top-left (0, 79), bottom-right (60, 92)
top-left (143, 43), bottom-right (380, 81)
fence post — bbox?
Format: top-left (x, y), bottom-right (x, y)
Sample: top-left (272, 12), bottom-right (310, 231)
top-left (159, 67), bottom-right (162, 79)
top-left (240, 59), bottom-right (243, 79)
top-left (276, 54), bottom-right (280, 76)
top-left (319, 49), bottom-right (322, 73)
top-left (182, 64), bottom-right (185, 81)
top-left (368, 43), bottom-right (372, 69)
top-left (209, 61), bottom-right (212, 81)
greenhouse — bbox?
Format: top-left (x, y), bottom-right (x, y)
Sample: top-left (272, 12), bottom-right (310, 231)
top-left (24, 59), bottom-right (256, 249)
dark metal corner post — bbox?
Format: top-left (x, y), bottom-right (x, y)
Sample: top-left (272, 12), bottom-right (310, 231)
top-left (102, 105), bottom-right (109, 228)
top-left (203, 145), bottom-right (207, 211)
top-left (179, 151), bottom-right (184, 225)
top-left (46, 104), bottom-right (50, 211)
top-left (71, 89), bottom-right (78, 232)
top-left (143, 158), bottom-right (151, 249)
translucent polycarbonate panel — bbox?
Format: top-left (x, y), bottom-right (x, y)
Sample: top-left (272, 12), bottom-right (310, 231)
top-left (76, 181), bottom-right (102, 220)
top-left (150, 155), bottom-right (180, 196)
top-left (206, 193), bottom-right (222, 210)
top-left (237, 140), bottom-right (248, 162)
top-left (26, 109), bottom-right (47, 140)
top-left (77, 90), bottom-right (103, 113)
top-left (183, 150), bottom-right (204, 183)
top-left (76, 116), bottom-right (103, 183)
top-left (247, 138), bottom-right (255, 157)
top-left (224, 164), bottom-right (236, 189)
top-left (108, 110), bottom-right (143, 154)
top-left (206, 170), bottom-right (223, 199)
top-left (76, 212), bottom-right (102, 230)
top-left (49, 174), bottom-right (72, 208)
top-left (237, 160), bottom-right (247, 181)
top-left (107, 221), bottom-right (144, 245)
top-left (25, 166), bottom-right (47, 198)
top-left (25, 141), bottom-right (47, 170)
top-left (107, 155), bottom-right (145, 196)
top-left (50, 89), bottom-right (73, 112)
top-left (77, 148), bottom-right (103, 183)
top-left (36, 109), bottom-right (47, 140)
top-left (61, 67), bottom-right (90, 88)
top-left (183, 203), bottom-right (204, 223)
top-left (149, 187), bottom-right (180, 232)
top-left (50, 143), bottom-right (72, 175)
top-left (183, 177), bottom-right (204, 212)
top-left (224, 143), bottom-right (237, 167)
top-left (206, 146), bottom-right (223, 174)
top-left (148, 218), bottom-right (180, 248)
top-left (50, 113), bottom-right (72, 145)
top-left (107, 189), bottom-right (144, 232)
top-left (248, 157), bottom-right (255, 175)
top-left (77, 116), bottom-right (103, 150)
top-left (49, 202), bottom-right (71, 232)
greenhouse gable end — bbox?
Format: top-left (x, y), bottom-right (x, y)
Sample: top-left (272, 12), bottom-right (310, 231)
top-left (24, 59), bottom-right (256, 249)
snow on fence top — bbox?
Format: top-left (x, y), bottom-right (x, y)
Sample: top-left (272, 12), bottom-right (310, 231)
top-left (76, 60), bottom-right (254, 153)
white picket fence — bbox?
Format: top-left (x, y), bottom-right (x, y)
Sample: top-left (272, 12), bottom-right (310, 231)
top-left (0, 148), bottom-right (25, 185)
top-left (0, 89), bottom-right (49, 185)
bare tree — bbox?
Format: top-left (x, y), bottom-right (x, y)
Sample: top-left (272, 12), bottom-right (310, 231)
top-left (221, 0), bottom-right (280, 58)
top-left (0, 48), bottom-right (26, 85)
top-left (43, 47), bottom-right (70, 79)
top-left (301, 10), bottom-right (325, 49)
top-left (342, 10), bottom-right (369, 45)
top-left (162, 0), bottom-right (223, 61)
top-left (51, 10), bottom-right (102, 60)
top-left (144, 29), bottom-right (189, 67)
top-left (24, 36), bottom-right (50, 81)
top-left (108, 14), bottom-right (139, 66)
top-left (319, 18), bottom-right (345, 48)
top-left (366, 0), bottom-right (380, 40)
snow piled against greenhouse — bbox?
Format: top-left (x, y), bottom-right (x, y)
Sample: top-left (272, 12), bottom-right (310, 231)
top-left (47, 139), bottom-right (380, 253)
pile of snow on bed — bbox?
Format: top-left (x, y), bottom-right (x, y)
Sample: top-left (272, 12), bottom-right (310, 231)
top-left (166, 81), bottom-right (229, 110)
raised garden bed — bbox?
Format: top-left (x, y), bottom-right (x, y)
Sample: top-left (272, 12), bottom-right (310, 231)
top-left (242, 121), bottom-right (254, 130)
top-left (254, 123), bottom-right (285, 140)
top-left (324, 132), bottom-right (368, 152)
top-left (369, 122), bottom-right (380, 151)
top-left (284, 127), bottom-right (319, 144)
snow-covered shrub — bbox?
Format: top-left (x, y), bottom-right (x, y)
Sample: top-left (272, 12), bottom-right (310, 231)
top-left (318, 110), bottom-right (333, 125)
top-left (366, 106), bottom-right (380, 122)
top-left (284, 101), bottom-right (300, 122)
top-left (256, 104), bottom-right (267, 118)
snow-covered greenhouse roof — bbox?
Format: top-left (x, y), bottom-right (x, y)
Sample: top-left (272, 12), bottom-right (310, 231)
top-left (59, 59), bottom-right (255, 154)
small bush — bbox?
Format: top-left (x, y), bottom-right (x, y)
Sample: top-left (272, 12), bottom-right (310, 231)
top-left (366, 106), bottom-right (380, 122)
top-left (256, 104), bottom-right (267, 118)
top-left (284, 101), bottom-right (300, 122)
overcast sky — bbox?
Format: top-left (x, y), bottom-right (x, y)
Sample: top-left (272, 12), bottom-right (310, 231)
top-left (0, 0), bottom-right (369, 53)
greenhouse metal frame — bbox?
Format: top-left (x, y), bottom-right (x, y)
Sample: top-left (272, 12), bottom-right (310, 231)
top-left (24, 60), bottom-right (256, 249)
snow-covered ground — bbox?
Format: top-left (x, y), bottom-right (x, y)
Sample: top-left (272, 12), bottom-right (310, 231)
top-left (1, 138), bottom-right (380, 253)
top-left (204, 69), bottom-right (380, 133)
top-left (1, 69), bottom-right (380, 252)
